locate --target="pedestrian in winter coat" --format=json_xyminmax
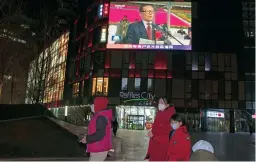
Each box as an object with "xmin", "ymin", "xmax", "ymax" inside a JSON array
[
  {"xmin": 145, "ymin": 97, "xmax": 176, "ymax": 161},
  {"xmin": 190, "ymin": 140, "xmax": 218, "ymax": 161},
  {"xmin": 112, "ymin": 120, "xmax": 118, "ymax": 137},
  {"xmin": 166, "ymin": 114, "xmax": 191, "ymax": 161},
  {"xmin": 80, "ymin": 97, "xmax": 112, "ymax": 161}
]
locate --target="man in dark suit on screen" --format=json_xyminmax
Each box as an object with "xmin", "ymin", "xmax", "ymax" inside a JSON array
[{"xmin": 124, "ymin": 4, "xmax": 163, "ymax": 44}]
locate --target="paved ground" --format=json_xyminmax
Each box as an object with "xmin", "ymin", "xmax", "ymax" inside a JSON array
[
  {"xmin": 0, "ymin": 117, "xmax": 119, "ymax": 160},
  {"xmin": 1, "ymin": 116, "xmax": 254, "ymax": 161},
  {"xmin": 116, "ymin": 129, "xmax": 255, "ymax": 161},
  {"xmin": 0, "ymin": 117, "xmax": 86, "ymax": 159},
  {"xmin": 49, "ymin": 117, "xmax": 122, "ymax": 157}
]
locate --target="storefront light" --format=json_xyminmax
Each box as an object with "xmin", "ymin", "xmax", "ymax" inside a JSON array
[
  {"xmin": 100, "ymin": 28, "xmax": 107, "ymax": 42},
  {"xmin": 64, "ymin": 106, "xmax": 68, "ymax": 116}
]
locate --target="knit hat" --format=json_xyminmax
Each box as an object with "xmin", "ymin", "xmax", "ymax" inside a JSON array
[{"xmin": 192, "ymin": 140, "xmax": 214, "ymax": 153}]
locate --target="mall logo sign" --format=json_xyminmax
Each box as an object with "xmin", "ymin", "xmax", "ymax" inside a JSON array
[{"xmin": 119, "ymin": 92, "xmax": 155, "ymax": 100}]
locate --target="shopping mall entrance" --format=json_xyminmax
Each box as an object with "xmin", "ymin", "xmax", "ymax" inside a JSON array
[{"xmin": 116, "ymin": 105, "xmax": 156, "ymax": 130}]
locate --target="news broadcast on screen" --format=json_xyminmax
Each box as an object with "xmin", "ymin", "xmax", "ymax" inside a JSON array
[{"xmin": 107, "ymin": 1, "xmax": 192, "ymax": 50}]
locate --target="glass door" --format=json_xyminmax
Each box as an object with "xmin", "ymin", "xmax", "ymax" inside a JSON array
[{"xmin": 127, "ymin": 115, "xmax": 145, "ymax": 130}]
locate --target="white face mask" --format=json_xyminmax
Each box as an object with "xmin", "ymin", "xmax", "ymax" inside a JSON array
[
  {"xmin": 158, "ymin": 104, "xmax": 166, "ymax": 111},
  {"xmin": 171, "ymin": 123, "xmax": 179, "ymax": 130},
  {"xmin": 90, "ymin": 104, "xmax": 94, "ymax": 113}
]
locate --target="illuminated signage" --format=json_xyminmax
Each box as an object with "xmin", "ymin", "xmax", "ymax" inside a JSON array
[
  {"xmin": 207, "ymin": 111, "xmax": 225, "ymax": 118},
  {"xmin": 103, "ymin": 3, "xmax": 109, "ymax": 17},
  {"xmin": 119, "ymin": 92, "xmax": 155, "ymax": 100},
  {"xmin": 252, "ymin": 114, "xmax": 256, "ymax": 119}
]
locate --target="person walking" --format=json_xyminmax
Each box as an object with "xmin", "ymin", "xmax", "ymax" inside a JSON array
[
  {"xmin": 190, "ymin": 140, "xmax": 218, "ymax": 161},
  {"xmin": 80, "ymin": 97, "xmax": 112, "ymax": 161},
  {"xmin": 145, "ymin": 97, "xmax": 176, "ymax": 161},
  {"xmin": 166, "ymin": 114, "xmax": 191, "ymax": 161},
  {"xmin": 112, "ymin": 120, "xmax": 118, "ymax": 137}
]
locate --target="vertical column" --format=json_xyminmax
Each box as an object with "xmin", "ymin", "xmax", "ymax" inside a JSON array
[
  {"xmin": 65, "ymin": 106, "xmax": 68, "ymax": 122},
  {"xmin": 200, "ymin": 109, "xmax": 207, "ymax": 132},
  {"xmin": 229, "ymin": 110, "xmax": 235, "ymax": 133}
]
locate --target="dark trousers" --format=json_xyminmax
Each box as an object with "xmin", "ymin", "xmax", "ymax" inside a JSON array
[{"xmin": 113, "ymin": 128, "xmax": 117, "ymax": 136}]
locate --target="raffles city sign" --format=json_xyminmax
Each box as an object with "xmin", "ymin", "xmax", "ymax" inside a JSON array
[{"xmin": 119, "ymin": 92, "xmax": 155, "ymax": 100}]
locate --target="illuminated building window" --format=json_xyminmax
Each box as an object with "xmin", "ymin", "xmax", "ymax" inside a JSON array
[
  {"xmin": 81, "ymin": 81, "xmax": 84, "ymax": 96},
  {"xmin": 98, "ymin": 4, "xmax": 103, "ymax": 17},
  {"xmin": 192, "ymin": 54, "xmax": 198, "ymax": 71},
  {"xmin": 103, "ymin": 3, "xmax": 109, "ymax": 17},
  {"xmin": 135, "ymin": 78, "xmax": 141, "ymax": 91},
  {"xmin": 100, "ymin": 27, "xmax": 107, "ymax": 42},
  {"xmin": 205, "ymin": 54, "xmax": 211, "ymax": 71},
  {"xmin": 73, "ymin": 83, "xmax": 80, "ymax": 97},
  {"xmin": 121, "ymin": 78, "xmax": 128, "ymax": 90},
  {"xmin": 148, "ymin": 79, "xmax": 153, "ymax": 91},
  {"xmin": 36, "ymin": 32, "xmax": 69, "ymax": 104},
  {"xmin": 92, "ymin": 77, "xmax": 109, "ymax": 96}
]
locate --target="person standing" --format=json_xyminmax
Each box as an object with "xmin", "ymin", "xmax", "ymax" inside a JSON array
[
  {"xmin": 125, "ymin": 4, "xmax": 164, "ymax": 44},
  {"xmin": 112, "ymin": 120, "xmax": 118, "ymax": 137},
  {"xmin": 145, "ymin": 97, "xmax": 176, "ymax": 161},
  {"xmin": 166, "ymin": 114, "xmax": 191, "ymax": 161},
  {"xmin": 116, "ymin": 15, "xmax": 129, "ymax": 43},
  {"xmin": 80, "ymin": 97, "xmax": 112, "ymax": 161}
]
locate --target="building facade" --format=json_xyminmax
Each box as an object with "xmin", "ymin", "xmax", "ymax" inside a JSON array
[
  {"xmin": 25, "ymin": 32, "xmax": 69, "ymax": 106},
  {"xmin": 49, "ymin": 0, "xmax": 245, "ymax": 132},
  {"xmin": 33, "ymin": 0, "xmax": 252, "ymax": 133},
  {"xmin": 234, "ymin": 1, "xmax": 255, "ymax": 132}
]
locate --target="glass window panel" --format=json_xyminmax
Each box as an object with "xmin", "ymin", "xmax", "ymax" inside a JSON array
[
  {"xmin": 121, "ymin": 78, "xmax": 128, "ymax": 90},
  {"xmin": 92, "ymin": 78, "xmax": 96, "ymax": 95},
  {"xmin": 225, "ymin": 81, "xmax": 231, "ymax": 94},
  {"xmin": 172, "ymin": 79, "xmax": 184, "ymax": 98},
  {"xmin": 205, "ymin": 80, "xmax": 211, "ymax": 99},
  {"xmin": 185, "ymin": 80, "xmax": 191, "ymax": 93},
  {"xmin": 198, "ymin": 55, "xmax": 204, "ymax": 65},
  {"xmin": 205, "ymin": 54, "xmax": 211, "ymax": 71},
  {"xmin": 135, "ymin": 78, "xmax": 141, "ymax": 91},
  {"xmin": 148, "ymin": 79, "xmax": 153, "ymax": 91},
  {"xmin": 199, "ymin": 80, "xmax": 205, "ymax": 94},
  {"xmin": 212, "ymin": 81, "xmax": 218, "ymax": 94},
  {"xmin": 192, "ymin": 54, "xmax": 198, "ymax": 71},
  {"xmin": 96, "ymin": 77, "xmax": 103, "ymax": 95},
  {"xmin": 245, "ymin": 81, "xmax": 252, "ymax": 100},
  {"xmin": 130, "ymin": 107, "xmax": 137, "ymax": 115},
  {"xmin": 186, "ymin": 52, "xmax": 191, "ymax": 65},
  {"xmin": 224, "ymin": 55, "xmax": 231, "ymax": 67},
  {"xmin": 212, "ymin": 53, "xmax": 217, "ymax": 65},
  {"xmin": 103, "ymin": 78, "xmax": 109, "ymax": 96}
]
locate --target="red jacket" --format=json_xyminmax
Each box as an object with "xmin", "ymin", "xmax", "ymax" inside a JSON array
[
  {"xmin": 87, "ymin": 109, "xmax": 112, "ymax": 152},
  {"xmin": 145, "ymin": 106, "xmax": 175, "ymax": 161},
  {"xmin": 166, "ymin": 126, "xmax": 191, "ymax": 161}
]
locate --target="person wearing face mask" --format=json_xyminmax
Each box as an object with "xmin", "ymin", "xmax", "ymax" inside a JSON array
[
  {"xmin": 166, "ymin": 114, "xmax": 191, "ymax": 161},
  {"xmin": 80, "ymin": 97, "xmax": 113, "ymax": 161},
  {"xmin": 145, "ymin": 97, "xmax": 176, "ymax": 161}
]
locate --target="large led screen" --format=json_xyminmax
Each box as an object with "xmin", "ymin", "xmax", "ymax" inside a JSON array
[{"xmin": 107, "ymin": 1, "xmax": 192, "ymax": 50}]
